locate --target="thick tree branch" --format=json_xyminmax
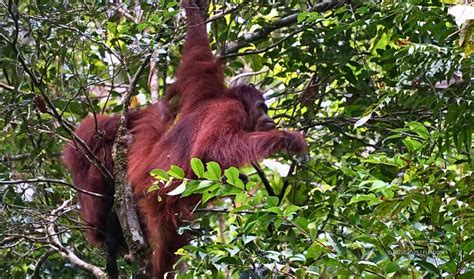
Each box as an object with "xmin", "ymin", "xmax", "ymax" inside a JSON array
[{"xmin": 111, "ymin": 53, "xmax": 152, "ymax": 275}]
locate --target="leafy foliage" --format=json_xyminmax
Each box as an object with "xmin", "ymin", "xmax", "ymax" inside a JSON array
[{"xmin": 0, "ymin": 0, "xmax": 472, "ymax": 277}]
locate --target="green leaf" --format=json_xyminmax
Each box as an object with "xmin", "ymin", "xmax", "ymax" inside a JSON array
[
  {"xmin": 297, "ymin": 12, "xmax": 308, "ymax": 23},
  {"xmin": 243, "ymin": 235, "xmax": 257, "ymax": 244},
  {"xmin": 168, "ymin": 165, "xmax": 185, "ymax": 179},
  {"xmin": 354, "ymin": 113, "xmax": 372, "ymax": 128},
  {"xmin": 181, "ymin": 180, "xmax": 200, "ymax": 197},
  {"xmin": 147, "ymin": 183, "xmax": 160, "ymax": 193},
  {"xmin": 232, "ymin": 205, "xmax": 253, "ymax": 213},
  {"xmin": 137, "ymin": 22, "xmax": 149, "ymax": 32},
  {"xmin": 298, "ymin": 11, "xmax": 323, "ymax": 23},
  {"xmin": 385, "ymin": 261, "xmax": 400, "ymax": 273},
  {"xmin": 266, "ymin": 196, "xmax": 279, "ymax": 207},
  {"xmin": 190, "ymin": 158, "xmax": 205, "ymax": 178},
  {"xmin": 284, "ymin": 205, "xmax": 301, "ymax": 216},
  {"xmin": 68, "ymin": 101, "xmax": 84, "ymax": 116},
  {"xmin": 220, "ymin": 184, "xmax": 241, "ymax": 195},
  {"xmin": 415, "ymin": 260, "xmax": 440, "ymax": 275},
  {"xmin": 383, "ymin": 134, "xmax": 402, "ymax": 141},
  {"xmin": 402, "ymin": 137, "xmax": 423, "ymax": 152},
  {"xmin": 197, "ymin": 180, "xmax": 215, "ymax": 190},
  {"xmin": 358, "ymin": 260, "xmax": 377, "ymax": 267},
  {"xmin": 406, "ymin": 121, "xmax": 430, "ymax": 139},
  {"xmin": 202, "ymin": 187, "xmax": 218, "ymax": 203},
  {"xmin": 150, "ymin": 169, "xmax": 169, "ymax": 181},
  {"xmin": 327, "ymin": 233, "xmax": 346, "ymax": 256},
  {"xmin": 215, "ymin": 256, "xmax": 239, "ymax": 265},
  {"xmin": 306, "ymin": 242, "xmax": 326, "ymax": 259},
  {"xmin": 243, "ymin": 213, "xmax": 263, "ymax": 232},
  {"xmin": 167, "ymin": 180, "xmax": 187, "ymax": 196},
  {"xmin": 381, "ymin": 189, "xmax": 394, "ymax": 199},
  {"xmin": 369, "ymin": 180, "xmax": 388, "ymax": 191},
  {"xmin": 274, "ymin": 217, "xmax": 284, "ymax": 229},
  {"xmin": 431, "ymin": 196, "xmax": 441, "ymax": 224},
  {"xmin": 266, "ymin": 207, "xmax": 283, "ymax": 215},
  {"xmin": 191, "ymin": 180, "xmax": 218, "ymax": 194},
  {"xmin": 203, "ymin": 161, "xmax": 221, "ymax": 181},
  {"xmin": 224, "ymin": 167, "xmax": 242, "ymax": 187},
  {"xmin": 348, "ymin": 194, "xmax": 380, "ymax": 206},
  {"xmin": 289, "ymin": 254, "xmax": 305, "ymax": 262},
  {"xmin": 234, "ymin": 193, "xmax": 248, "ymax": 204}
]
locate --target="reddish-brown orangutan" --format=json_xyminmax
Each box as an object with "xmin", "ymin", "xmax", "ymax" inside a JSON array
[
  {"xmin": 63, "ymin": 102, "xmax": 172, "ymax": 246},
  {"xmin": 64, "ymin": 0, "xmax": 307, "ymax": 277}
]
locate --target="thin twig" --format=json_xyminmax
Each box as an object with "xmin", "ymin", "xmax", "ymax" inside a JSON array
[
  {"xmin": 0, "ymin": 81, "xmax": 29, "ymax": 94},
  {"xmin": 0, "ymin": 178, "xmax": 112, "ymax": 199},
  {"xmin": 46, "ymin": 199, "xmax": 107, "ymax": 278},
  {"xmin": 222, "ymin": 28, "xmax": 304, "ymax": 59},
  {"xmin": 0, "ymin": 153, "xmax": 31, "ymax": 162},
  {"xmin": 277, "ymin": 162, "xmax": 296, "ymax": 205},
  {"xmin": 32, "ymin": 249, "xmax": 57, "ymax": 279},
  {"xmin": 252, "ymin": 162, "xmax": 276, "ymax": 197}
]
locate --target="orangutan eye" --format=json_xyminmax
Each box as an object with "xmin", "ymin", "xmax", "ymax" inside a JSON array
[{"xmin": 256, "ymin": 101, "xmax": 268, "ymax": 113}]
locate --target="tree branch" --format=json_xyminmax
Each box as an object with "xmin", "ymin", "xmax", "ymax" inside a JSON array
[
  {"xmin": 0, "ymin": 178, "xmax": 112, "ymax": 199},
  {"xmin": 223, "ymin": 0, "xmax": 350, "ymax": 55},
  {"xmin": 0, "ymin": 81, "xmax": 29, "ymax": 94},
  {"xmin": 32, "ymin": 249, "xmax": 57, "ymax": 279},
  {"xmin": 222, "ymin": 28, "xmax": 304, "ymax": 59},
  {"xmin": 111, "ymin": 53, "xmax": 152, "ymax": 275},
  {"xmin": 229, "ymin": 69, "xmax": 268, "ymax": 85},
  {"xmin": 0, "ymin": 153, "xmax": 31, "ymax": 162},
  {"xmin": 278, "ymin": 162, "xmax": 296, "ymax": 205},
  {"xmin": 46, "ymin": 199, "xmax": 107, "ymax": 278},
  {"xmin": 252, "ymin": 162, "xmax": 276, "ymax": 197}
]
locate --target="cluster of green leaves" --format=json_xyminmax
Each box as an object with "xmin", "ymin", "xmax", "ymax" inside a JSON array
[
  {"xmin": 153, "ymin": 143, "xmax": 471, "ymax": 278},
  {"xmin": 150, "ymin": 159, "xmax": 248, "ymax": 201},
  {"xmin": 149, "ymin": 159, "xmax": 312, "ymax": 277}
]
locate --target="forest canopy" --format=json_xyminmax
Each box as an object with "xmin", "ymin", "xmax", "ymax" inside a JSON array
[{"xmin": 0, "ymin": 0, "xmax": 472, "ymax": 278}]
